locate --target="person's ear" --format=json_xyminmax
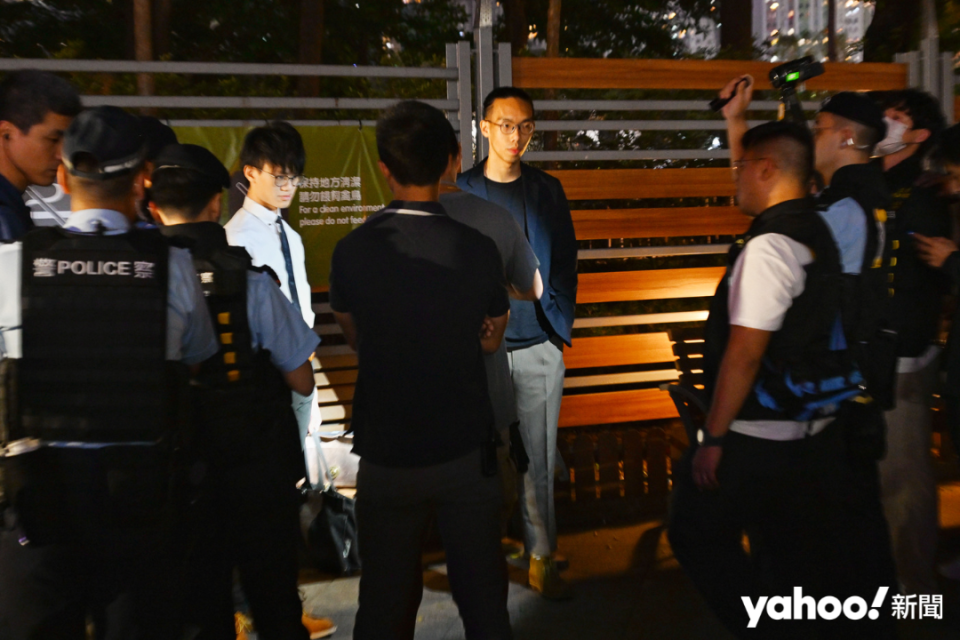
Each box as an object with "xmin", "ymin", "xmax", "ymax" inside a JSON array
[
  {"xmin": 204, "ymin": 192, "xmax": 222, "ymax": 223},
  {"xmin": 0, "ymin": 120, "xmax": 16, "ymax": 143},
  {"xmin": 377, "ymin": 160, "xmax": 392, "ymax": 182},
  {"xmin": 242, "ymin": 164, "xmax": 258, "ymax": 184},
  {"xmin": 57, "ymin": 164, "xmax": 70, "ymax": 194},
  {"xmin": 912, "ymin": 128, "xmax": 932, "ymax": 145},
  {"xmin": 479, "ymin": 118, "xmax": 491, "ymax": 140},
  {"xmin": 147, "ymin": 201, "xmax": 167, "ymax": 225}
]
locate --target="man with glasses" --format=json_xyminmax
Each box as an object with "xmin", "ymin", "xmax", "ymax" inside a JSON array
[
  {"xmin": 225, "ymin": 124, "xmax": 323, "ymax": 454},
  {"xmin": 669, "ymin": 120, "xmax": 898, "ymax": 639},
  {"xmin": 457, "ymin": 87, "xmax": 578, "ymax": 600}
]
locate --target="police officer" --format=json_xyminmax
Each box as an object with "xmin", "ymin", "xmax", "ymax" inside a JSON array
[
  {"xmin": 669, "ymin": 120, "xmax": 898, "ymax": 640},
  {"xmin": 147, "ymin": 144, "xmax": 334, "ymax": 639},
  {"xmin": 0, "ymin": 107, "xmax": 218, "ymax": 638}
]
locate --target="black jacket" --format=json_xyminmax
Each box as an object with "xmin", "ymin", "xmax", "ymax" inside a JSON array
[{"xmin": 457, "ymin": 160, "xmax": 578, "ymax": 346}]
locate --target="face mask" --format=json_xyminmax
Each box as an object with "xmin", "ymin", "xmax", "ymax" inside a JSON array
[{"xmin": 874, "ymin": 117, "xmax": 909, "ymax": 156}]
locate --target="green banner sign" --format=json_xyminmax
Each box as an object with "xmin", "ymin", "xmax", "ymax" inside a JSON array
[{"xmin": 174, "ymin": 125, "xmax": 391, "ymax": 290}]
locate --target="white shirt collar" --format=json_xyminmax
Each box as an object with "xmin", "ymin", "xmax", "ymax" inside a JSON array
[
  {"xmin": 242, "ymin": 196, "xmax": 281, "ymax": 226},
  {"xmin": 64, "ymin": 209, "xmax": 131, "ymax": 235}
]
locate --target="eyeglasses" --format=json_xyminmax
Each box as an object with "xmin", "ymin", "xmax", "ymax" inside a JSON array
[
  {"xmin": 257, "ymin": 169, "xmax": 305, "ymax": 188},
  {"xmin": 484, "ymin": 120, "xmax": 536, "ymax": 136},
  {"xmin": 731, "ymin": 157, "xmax": 769, "ymax": 170}
]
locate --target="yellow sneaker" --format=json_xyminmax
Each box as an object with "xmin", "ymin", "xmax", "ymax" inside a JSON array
[
  {"xmin": 235, "ymin": 611, "xmax": 254, "ymax": 640},
  {"xmin": 302, "ymin": 612, "xmax": 337, "ymax": 638},
  {"xmin": 529, "ymin": 554, "xmax": 574, "ymax": 600}
]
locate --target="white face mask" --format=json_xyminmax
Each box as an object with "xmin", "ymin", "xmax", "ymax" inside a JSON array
[{"xmin": 875, "ymin": 117, "xmax": 909, "ymax": 156}]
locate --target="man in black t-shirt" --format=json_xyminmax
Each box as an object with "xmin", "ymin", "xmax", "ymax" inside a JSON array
[{"xmin": 330, "ymin": 101, "xmax": 513, "ymax": 640}]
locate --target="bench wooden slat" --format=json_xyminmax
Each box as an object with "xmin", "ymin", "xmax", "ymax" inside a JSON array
[
  {"xmin": 315, "ymin": 386, "xmax": 355, "ymax": 404},
  {"xmin": 315, "ymin": 353, "xmax": 358, "ymax": 370},
  {"xmin": 315, "ymin": 369, "xmax": 358, "ymax": 387},
  {"xmin": 319, "ymin": 404, "xmax": 352, "ymax": 422},
  {"xmin": 559, "ymin": 388, "xmax": 678, "ymax": 427},
  {"xmin": 578, "ymin": 267, "xmax": 724, "ymax": 303},
  {"xmin": 572, "ymin": 206, "xmax": 749, "ymax": 240},
  {"xmin": 565, "ymin": 333, "xmax": 675, "ymax": 369},
  {"xmin": 549, "ymin": 168, "xmax": 735, "ymax": 201},
  {"xmin": 563, "ymin": 369, "xmax": 679, "ymax": 388},
  {"xmin": 513, "ymin": 58, "xmax": 907, "ymax": 91}
]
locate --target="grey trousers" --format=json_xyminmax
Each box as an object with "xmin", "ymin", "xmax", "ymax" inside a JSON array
[
  {"xmin": 353, "ymin": 448, "xmax": 512, "ymax": 640},
  {"xmin": 508, "ymin": 340, "xmax": 565, "ymax": 557},
  {"xmin": 879, "ymin": 356, "xmax": 941, "ymax": 594}
]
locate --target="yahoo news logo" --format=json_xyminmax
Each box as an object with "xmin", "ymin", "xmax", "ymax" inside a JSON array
[{"xmin": 742, "ymin": 586, "xmax": 889, "ymax": 628}]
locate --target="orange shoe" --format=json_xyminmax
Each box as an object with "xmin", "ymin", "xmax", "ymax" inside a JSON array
[
  {"xmin": 302, "ymin": 612, "xmax": 337, "ymax": 638},
  {"xmin": 235, "ymin": 611, "xmax": 254, "ymax": 640}
]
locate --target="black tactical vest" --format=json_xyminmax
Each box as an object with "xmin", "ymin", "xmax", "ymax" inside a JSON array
[
  {"xmin": 160, "ymin": 223, "xmax": 303, "ymax": 475},
  {"xmin": 15, "ymin": 226, "xmax": 171, "ymax": 444},
  {"xmin": 817, "ymin": 162, "xmax": 898, "ymax": 407},
  {"xmin": 704, "ymin": 198, "xmax": 862, "ymax": 422}
]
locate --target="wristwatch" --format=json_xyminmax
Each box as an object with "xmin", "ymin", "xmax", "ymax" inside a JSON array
[{"xmin": 697, "ymin": 428, "xmax": 725, "ymax": 447}]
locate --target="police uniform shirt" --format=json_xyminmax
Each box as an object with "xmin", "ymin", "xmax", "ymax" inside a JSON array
[
  {"xmin": 0, "ymin": 208, "xmax": 218, "ymax": 364},
  {"xmin": 0, "ymin": 172, "xmax": 33, "ymax": 241},
  {"xmin": 726, "ymin": 232, "xmax": 835, "ymax": 440},
  {"xmin": 244, "ymin": 268, "xmax": 320, "ymax": 372},
  {"xmin": 225, "ymin": 196, "xmax": 315, "ymax": 329}
]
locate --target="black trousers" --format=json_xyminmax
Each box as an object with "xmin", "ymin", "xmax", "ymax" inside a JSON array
[
  {"xmin": 668, "ymin": 422, "xmax": 899, "ymax": 640},
  {"xmin": 183, "ymin": 460, "xmax": 308, "ymax": 640},
  {"xmin": 0, "ymin": 447, "xmax": 182, "ymax": 640},
  {"xmin": 353, "ymin": 447, "xmax": 512, "ymax": 640}
]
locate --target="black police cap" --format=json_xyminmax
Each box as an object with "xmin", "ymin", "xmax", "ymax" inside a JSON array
[
  {"xmin": 139, "ymin": 116, "xmax": 179, "ymax": 161},
  {"xmin": 152, "ymin": 143, "xmax": 230, "ymax": 189},
  {"xmin": 63, "ymin": 106, "xmax": 146, "ymax": 180},
  {"xmin": 819, "ymin": 92, "xmax": 887, "ymax": 140}
]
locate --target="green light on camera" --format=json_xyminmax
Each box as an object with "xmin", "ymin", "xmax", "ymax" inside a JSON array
[{"xmin": 786, "ymin": 71, "xmax": 801, "ymax": 82}]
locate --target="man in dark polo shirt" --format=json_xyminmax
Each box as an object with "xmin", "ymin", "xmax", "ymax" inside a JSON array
[
  {"xmin": 0, "ymin": 70, "xmax": 81, "ymax": 240},
  {"xmin": 330, "ymin": 100, "xmax": 513, "ymax": 640}
]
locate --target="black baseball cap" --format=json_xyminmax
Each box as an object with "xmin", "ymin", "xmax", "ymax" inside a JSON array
[
  {"xmin": 819, "ymin": 92, "xmax": 887, "ymax": 140},
  {"xmin": 139, "ymin": 116, "xmax": 179, "ymax": 161},
  {"xmin": 63, "ymin": 106, "xmax": 146, "ymax": 180},
  {"xmin": 152, "ymin": 143, "xmax": 230, "ymax": 189}
]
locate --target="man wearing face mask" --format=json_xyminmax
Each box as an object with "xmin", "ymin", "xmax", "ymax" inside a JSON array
[{"xmin": 870, "ymin": 89, "xmax": 949, "ymax": 596}]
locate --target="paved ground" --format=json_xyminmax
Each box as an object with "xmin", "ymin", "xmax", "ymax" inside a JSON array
[{"xmin": 292, "ymin": 483, "xmax": 960, "ymax": 640}]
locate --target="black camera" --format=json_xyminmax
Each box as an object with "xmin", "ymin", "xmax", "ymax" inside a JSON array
[
  {"xmin": 769, "ymin": 56, "xmax": 825, "ymax": 91},
  {"xmin": 770, "ymin": 56, "xmax": 825, "ymax": 123}
]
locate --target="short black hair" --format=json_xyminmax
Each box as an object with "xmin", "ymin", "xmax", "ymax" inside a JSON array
[
  {"xmin": 878, "ymin": 89, "xmax": 946, "ymax": 154},
  {"xmin": 150, "ymin": 168, "xmax": 223, "ymax": 220},
  {"xmin": 482, "ymin": 87, "xmax": 535, "ymax": 119},
  {"xmin": 0, "ymin": 70, "xmax": 82, "ymax": 133},
  {"xmin": 935, "ymin": 123, "xmax": 960, "ymax": 166},
  {"xmin": 376, "ymin": 101, "xmax": 451, "ymax": 186},
  {"xmin": 741, "ymin": 120, "xmax": 815, "ymax": 186},
  {"xmin": 239, "ymin": 121, "xmax": 305, "ymax": 175}
]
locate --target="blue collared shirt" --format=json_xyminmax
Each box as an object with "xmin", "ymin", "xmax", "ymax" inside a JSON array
[
  {"xmin": 245, "ymin": 269, "xmax": 320, "ymax": 372},
  {"xmin": 0, "ymin": 209, "xmax": 218, "ymax": 365},
  {"xmin": 0, "ymin": 173, "xmax": 32, "ymax": 241}
]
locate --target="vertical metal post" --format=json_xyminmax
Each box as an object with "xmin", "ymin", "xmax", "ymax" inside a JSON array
[
  {"xmin": 497, "ymin": 42, "xmax": 513, "ymax": 88},
  {"xmin": 895, "ymin": 51, "xmax": 921, "ymax": 88},
  {"xmin": 133, "ymin": 0, "xmax": 155, "ymax": 103},
  {"xmin": 445, "ymin": 43, "xmax": 459, "ymax": 130},
  {"xmin": 474, "ymin": 0, "xmax": 495, "ymax": 163},
  {"xmin": 942, "ymin": 52, "xmax": 955, "ymax": 126},
  {"xmin": 457, "ymin": 40, "xmax": 474, "ymax": 171},
  {"xmin": 921, "ymin": 38, "xmax": 939, "ymax": 96}
]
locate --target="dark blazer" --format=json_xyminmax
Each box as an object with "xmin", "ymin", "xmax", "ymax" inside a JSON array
[{"xmin": 457, "ymin": 159, "xmax": 578, "ymax": 346}]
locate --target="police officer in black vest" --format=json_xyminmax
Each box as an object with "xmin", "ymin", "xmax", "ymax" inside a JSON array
[
  {"xmin": 0, "ymin": 108, "xmax": 218, "ymax": 638},
  {"xmin": 147, "ymin": 144, "xmax": 329, "ymax": 639},
  {"xmin": 668, "ymin": 121, "xmax": 898, "ymax": 639}
]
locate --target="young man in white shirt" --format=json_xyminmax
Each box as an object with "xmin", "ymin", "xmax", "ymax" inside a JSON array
[
  {"xmin": 668, "ymin": 121, "xmax": 898, "ymax": 639},
  {"xmin": 225, "ymin": 122, "xmax": 320, "ymax": 446}
]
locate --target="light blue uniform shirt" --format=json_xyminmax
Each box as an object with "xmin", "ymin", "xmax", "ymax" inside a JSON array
[
  {"xmin": 245, "ymin": 268, "xmax": 320, "ymax": 372},
  {"xmin": 818, "ymin": 197, "xmax": 868, "ymax": 275},
  {"xmin": 0, "ymin": 209, "xmax": 218, "ymax": 365}
]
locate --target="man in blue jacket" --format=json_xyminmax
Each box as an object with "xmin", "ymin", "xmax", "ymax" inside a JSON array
[{"xmin": 457, "ymin": 86, "xmax": 578, "ymax": 599}]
